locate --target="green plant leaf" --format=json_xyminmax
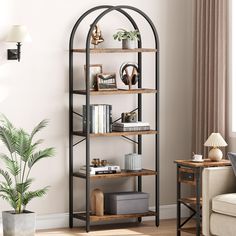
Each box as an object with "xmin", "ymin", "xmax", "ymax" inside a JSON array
[
  {"xmin": 22, "ymin": 187, "xmax": 49, "ymax": 206},
  {"xmin": 0, "ymin": 126, "xmax": 16, "ymax": 154},
  {"xmin": 0, "ymin": 154, "xmax": 21, "ymax": 177},
  {"xmin": 28, "ymin": 148, "xmax": 55, "ymax": 169},
  {"xmin": 0, "ymin": 169, "xmax": 13, "ymax": 187},
  {"xmin": 30, "ymin": 120, "xmax": 48, "ymax": 141},
  {"xmin": 16, "ymin": 178, "xmax": 33, "ymax": 194},
  {"xmin": 0, "ymin": 114, "xmax": 14, "ymax": 130}
]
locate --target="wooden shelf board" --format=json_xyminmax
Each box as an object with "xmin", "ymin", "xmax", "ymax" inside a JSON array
[
  {"xmin": 73, "ymin": 130, "xmax": 158, "ymax": 137},
  {"xmin": 179, "ymin": 197, "xmax": 202, "ymax": 205},
  {"xmin": 73, "ymin": 88, "xmax": 157, "ymax": 95},
  {"xmin": 72, "ymin": 48, "xmax": 158, "ymax": 53},
  {"xmin": 179, "ymin": 227, "xmax": 202, "ymax": 235},
  {"xmin": 175, "ymin": 159, "xmax": 231, "ymax": 167},
  {"xmin": 73, "ymin": 210, "xmax": 156, "ymax": 222},
  {"xmin": 73, "ymin": 169, "xmax": 157, "ymax": 179}
]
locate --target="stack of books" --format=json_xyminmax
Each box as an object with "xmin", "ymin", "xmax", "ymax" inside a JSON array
[
  {"xmin": 83, "ymin": 104, "xmax": 112, "ymax": 133},
  {"xmin": 79, "ymin": 165, "xmax": 121, "ymax": 175},
  {"xmin": 112, "ymin": 122, "xmax": 150, "ymax": 132}
]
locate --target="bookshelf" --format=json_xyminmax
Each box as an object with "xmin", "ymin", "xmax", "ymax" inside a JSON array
[{"xmin": 69, "ymin": 5, "xmax": 159, "ymax": 232}]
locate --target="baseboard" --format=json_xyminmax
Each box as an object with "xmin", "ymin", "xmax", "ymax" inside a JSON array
[{"xmin": 0, "ymin": 204, "xmax": 189, "ymax": 230}]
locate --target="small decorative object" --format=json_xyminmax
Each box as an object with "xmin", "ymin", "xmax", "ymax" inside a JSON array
[
  {"xmin": 91, "ymin": 158, "xmax": 108, "ymax": 167},
  {"xmin": 0, "ymin": 115, "xmax": 55, "ymax": 236},
  {"xmin": 204, "ymin": 133, "xmax": 228, "ymax": 161},
  {"xmin": 113, "ymin": 28, "xmax": 140, "ymax": 49},
  {"xmin": 192, "ymin": 153, "xmax": 203, "ymax": 162},
  {"xmin": 84, "ymin": 64, "xmax": 102, "ymax": 90},
  {"xmin": 121, "ymin": 111, "xmax": 137, "ymax": 123},
  {"xmin": 91, "ymin": 24, "xmax": 104, "ymax": 47},
  {"xmin": 91, "ymin": 188, "xmax": 104, "ymax": 216},
  {"xmin": 96, "ymin": 73, "xmax": 117, "ymax": 91},
  {"xmin": 124, "ymin": 153, "xmax": 142, "ymax": 172},
  {"xmin": 119, "ymin": 62, "xmax": 139, "ymax": 90}
]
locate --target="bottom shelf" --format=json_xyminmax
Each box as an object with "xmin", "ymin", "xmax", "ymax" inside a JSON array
[
  {"xmin": 179, "ymin": 227, "xmax": 202, "ymax": 235},
  {"xmin": 73, "ymin": 210, "xmax": 156, "ymax": 222}
]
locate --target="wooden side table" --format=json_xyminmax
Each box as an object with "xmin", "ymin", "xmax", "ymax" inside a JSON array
[{"xmin": 174, "ymin": 159, "xmax": 231, "ymax": 236}]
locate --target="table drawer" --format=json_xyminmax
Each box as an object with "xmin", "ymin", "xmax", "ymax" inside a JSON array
[{"xmin": 178, "ymin": 168, "xmax": 196, "ymax": 185}]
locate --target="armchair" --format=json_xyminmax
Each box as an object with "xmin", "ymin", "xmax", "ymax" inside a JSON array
[{"xmin": 202, "ymin": 166, "xmax": 236, "ymax": 236}]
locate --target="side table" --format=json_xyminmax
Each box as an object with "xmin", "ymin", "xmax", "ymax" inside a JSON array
[{"xmin": 174, "ymin": 159, "xmax": 231, "ymax": 236}]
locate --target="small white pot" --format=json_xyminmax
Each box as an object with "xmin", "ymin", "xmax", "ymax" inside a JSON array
[
  {"xmin": 2, "ymin": 210, "xmax": 36, "ymax": 236},
  {"xmin": 122, "ymin": 39, "xmax": 136, "ymax": 49}
]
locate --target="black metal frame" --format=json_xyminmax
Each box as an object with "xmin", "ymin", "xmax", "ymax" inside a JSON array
[
  {"xmin": 176, "ymin": 164, "xmax": 202, "ymax": 236},
  {"xmin": 69, "ymin": 5, "xmax": 159, "ymax": 232}
]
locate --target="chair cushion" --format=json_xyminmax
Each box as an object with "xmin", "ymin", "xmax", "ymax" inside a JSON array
[{"xmin": 212, "ymin": 193, "xmax": 236, "ymax": 217}]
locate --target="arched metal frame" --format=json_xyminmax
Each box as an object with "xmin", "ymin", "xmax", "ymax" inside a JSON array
[{"xmin": 69, "ymin": 5, "xmax": 159, "ymax": 232}]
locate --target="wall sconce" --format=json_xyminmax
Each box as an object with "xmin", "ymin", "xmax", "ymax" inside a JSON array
[{"xmin": 6, "ymin": 25, "xmax": 31, "ymax": 62}]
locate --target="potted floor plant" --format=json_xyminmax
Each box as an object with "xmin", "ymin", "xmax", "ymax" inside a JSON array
[
  {"xmin": 0, "ymin": 115, "xmax": 55, "ymax": 236},
  {"xmin": 113, "ymin": 28, "xmax": 140, "ymax": 49}
]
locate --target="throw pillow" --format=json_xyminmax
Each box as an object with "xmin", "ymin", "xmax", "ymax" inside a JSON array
[{"xmin": 228, "ymin": 152, "xmax": 236, "ymax": 176}]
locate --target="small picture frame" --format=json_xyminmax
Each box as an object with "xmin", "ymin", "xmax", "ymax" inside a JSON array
[
  {"xmin": 96, "ymin": 73, "xmax": 117, "ymax": 91},
  {"xmin": 84, "ymin": 64, "xmax": 103, "ymax": 90}
]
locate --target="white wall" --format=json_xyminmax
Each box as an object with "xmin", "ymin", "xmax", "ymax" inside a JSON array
[{"xmin": 0, "ymin": 0, "xmax": 193, "ymax": 216}]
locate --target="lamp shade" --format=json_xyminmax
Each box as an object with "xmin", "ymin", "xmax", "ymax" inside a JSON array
[
  {"xmin": 6, "ymin": 25, "xmax": 31, "ymax": 43},
  {"xmin": 204, "ymin": 133, "xmax": 228, "ymax": 147}
]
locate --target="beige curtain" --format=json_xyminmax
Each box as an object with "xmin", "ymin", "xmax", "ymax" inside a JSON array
[{"xmin": 192, "ymin": 0, "xmax": 228, "ymax": 157}]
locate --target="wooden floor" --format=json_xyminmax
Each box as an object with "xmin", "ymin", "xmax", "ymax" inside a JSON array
[{"xmin": 36, "ymin": 220, "xmax": 192, "ymax": 236}]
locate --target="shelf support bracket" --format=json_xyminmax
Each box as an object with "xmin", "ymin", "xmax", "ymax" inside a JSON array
[
  {"xmin": 73, "ymin": 138, "xmax": 86, "ymax": 146},
  {"xmin": 121, "ymin": 135, "xmax": 138, "ymax": 144},
  {"xmin": 73, "ymin": 111, "xmax": 83, "ymax": 118}
]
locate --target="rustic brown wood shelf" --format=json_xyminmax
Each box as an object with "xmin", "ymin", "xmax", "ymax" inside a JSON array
[
  {"xmin": 179, "ymin": 197, "xmax": 202, "ymax": 205},
  {"xmin": 179, "ymin": 227, "xmax": 202, "ymax": 235},
  {"xmin": 73, "ymin": 210, "xmax": 156, "ymax": 222},
  {"xmin": 73, "ymin": 88, "xmax": 157, "ymax": 95},
  {"xmin": 74, "ymin": 169, "xmax": 157, "ymax": 179},
  {"xmin": 72, "ymin": 48, "xmax": 158, "ymax": 53},
  {"xmin": 73, "ymin": 130, "xmax": 158, "ymax": 137}
]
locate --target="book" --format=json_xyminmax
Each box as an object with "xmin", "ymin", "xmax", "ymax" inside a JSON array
[
  {"xmin": 112, "ymin": 122, "xmax": 150, "ymax": 127},
  {"xmin": 112, "ymin": 126, "xmax": 150, "ymax": 132},
  {"xmin": 79, "ymin": 165, "xmax": 121, "ymax": 175},
  {"xmin": 83, "ymin": 104, "xmax": 112, "ymax": 134}
]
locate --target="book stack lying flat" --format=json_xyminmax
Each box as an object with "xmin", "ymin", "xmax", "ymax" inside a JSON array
[
  {"xmin": 83, "ymin": 104, "xmax": 112, "ymax": 133},
  {"xmin": 79, "ymin": 165, "xmax": 121, "ymax": 175},
  {"xmin": 112, "ymin": 122, "xmax": 150, "ymax": 132}
]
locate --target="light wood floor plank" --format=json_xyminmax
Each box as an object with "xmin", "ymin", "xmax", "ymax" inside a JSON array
[{"xmin": 36, "ymin": 220, "xmax": 192, "ymax": 236}]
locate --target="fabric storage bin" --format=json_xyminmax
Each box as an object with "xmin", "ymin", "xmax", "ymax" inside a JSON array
[{"xmin": 104, "ymin": 191, "xmax": 149, "ymax": 214}]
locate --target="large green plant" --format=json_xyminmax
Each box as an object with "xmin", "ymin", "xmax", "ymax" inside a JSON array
[{"xmin": 0, "ymin": 115, "xmax": 55, "ymax": 214}]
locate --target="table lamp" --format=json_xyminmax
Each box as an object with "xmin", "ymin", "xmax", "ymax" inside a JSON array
[{"xmin": 204, "ymin": 133, "xmax": 228, "ymax": 161}]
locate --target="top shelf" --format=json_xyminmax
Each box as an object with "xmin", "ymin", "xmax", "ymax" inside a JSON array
[{"xmin": 72, "ymin": 48, "xmax": 158, "ymax": 54}]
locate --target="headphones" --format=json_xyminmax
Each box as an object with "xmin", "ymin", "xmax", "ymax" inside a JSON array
[{"xmin": 119, "ymin": 62, "xmax": 139, "ymax": 88}]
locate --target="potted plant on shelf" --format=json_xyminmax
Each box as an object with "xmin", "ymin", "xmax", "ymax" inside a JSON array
[
  {"xmin": 113, "ymin": 28, "xmax": 140, "ymax": 49},
  {"xmin": 0, "ymin": 115, "xmax": 55, "ymax": 236}
]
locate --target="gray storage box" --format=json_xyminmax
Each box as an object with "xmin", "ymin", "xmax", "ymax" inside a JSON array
[{"xmin": 104, "ymin": 191, "xmax": 149, "ymax": 215}]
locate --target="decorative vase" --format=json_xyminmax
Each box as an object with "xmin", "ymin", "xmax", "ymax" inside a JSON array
[
  {"xmin": 122, "ymin": 39, "xmax": 135, "ymax": 49},
  {"xmin": 125, "ymin": 153, "xmax": 142, "ymax": 171},
  {"xmin": 90, "ymin": 188, "xmax": 104, "ymax": 216},
  {"xmin": 2, "ymin": 211, "xmax": 35, "ymax": 236}
]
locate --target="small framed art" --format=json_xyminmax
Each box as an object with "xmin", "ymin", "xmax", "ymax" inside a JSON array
[
  {"xmin": 96, "ymin": 73, "xmax": 117, "ymax": 91},
  {"xmin": 84, "ymin": 64, "xmax": 103, "ymax": 90}
]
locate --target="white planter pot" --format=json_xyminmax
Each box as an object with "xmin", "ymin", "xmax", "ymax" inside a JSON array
[
  {"xmin": 2, "ymin": 211, "xmax": 35, "ymax": 236},
  {"xmin": 122, "ymin": 39, "xmax": 136, "ymax": 49}
]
